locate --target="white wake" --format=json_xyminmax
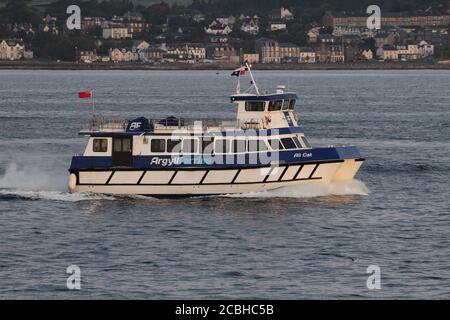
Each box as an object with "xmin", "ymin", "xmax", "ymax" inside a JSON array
[
  {"xmin": 0, "ymin": 163, "xmax": 115, "ymax": 202},
  {"xmin": 224, "ymin": 179, "xmax": 369, "ymax": 198}
]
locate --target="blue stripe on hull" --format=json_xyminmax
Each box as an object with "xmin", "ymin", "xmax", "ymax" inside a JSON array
[{"xmin": 69, "ymin": 146, "xmax": 362, "ymax": 171}]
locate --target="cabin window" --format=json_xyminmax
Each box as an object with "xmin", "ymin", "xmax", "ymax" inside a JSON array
[
  {"xmin": 248, "ymin": 139, "xmax": 268, "ymax": 152},
  {"xmin": 93, "ymin": 139, "xmax": 108, "ymax": 152},
  {"xmin": 214, "ymin": 139, "xmax": 230, "ymax": 154},
  {"xmin": 182, "ymin": 139, "xmax": 198, "ymax": 154},
  {"xmin": 282, "ymin": 100, "xmax": 290, "ymax": 110},
  {"xmin": 269, "ymin": 100, "xmax": 283, "ymax": 111},
  {"xmin": 167, "ymin": 139, "xmax": 181, "ymax": 153},
  {"xmin": 151, "ymin": 139, "xmax": 166, "ymax": 153},
  {"xmin": 232, "ymin": 139, "xmax": 246, "ymax": 153},
  {"xmin": 268, "ymin": 100, "xmax": 283, "ymax": 111},
  {"xmin": 292, "ymin": 136, "xmax": 302, "ymax": 149},
  {"xmin": 301, "ymin": 136, "xmax": 312, "ymax": 148},
  {"xmin": 245, "ymin": 101, "xmax": 265, "ymax": 112},
  {"xmin": 201, "ymin": 138, "xmax": 214, "ymax": 154},
  {"xmin": 281, "ymin": 138, "xmax": 297, "ymax": 150},
  {"xmin": 269, "ymin": 139, "xmax": 284, "ymax": 150},
  {"xmin": 289, "ymin": 99, "xmax": 296, "ymax": 110}
]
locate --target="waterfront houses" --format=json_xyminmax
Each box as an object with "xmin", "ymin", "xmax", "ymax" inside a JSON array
[
  {"xmin": 109, "ymin": 48, "xmax": 139, "ymax": 62},
  {"xmin": 167, "ymin": 44, "xmax": 206, "ymax": 61},
  {"xmin": 79, "ymin": 50, "xmax": 98, "ymax": 63},
  {"xmin": 279, "ymin": 43, "xmax": 300, "ymax": 63},
  {"xmin": 256, "ymin": 38, "xmax": 280, "ymax": 63},
  {"xmin": 299, "ymin": 47, "xmax": 316, "ymax": 63},
  {"xmin": 1, "ymin": 2, "xmax": 447, "ymax": 66},
  {"xmin": 0, "ymin": 39, "xmax": 25, "ymax": 60}
]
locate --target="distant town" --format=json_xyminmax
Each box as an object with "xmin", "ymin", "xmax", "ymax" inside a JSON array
[{"xmin": 1, "ymin": 0, "xmax": 450, "ymax": 68}]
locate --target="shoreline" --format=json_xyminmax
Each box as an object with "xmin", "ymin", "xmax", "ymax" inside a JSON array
[{"xmin": 1, "ymin": 61, "xmax": 450, "ymax": 71}]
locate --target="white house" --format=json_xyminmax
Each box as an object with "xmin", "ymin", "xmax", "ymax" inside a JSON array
[
  {"xmin": 418, "ymin": 41, "xmax": 434, "ymax": 58},
  {"xmin": 102, "ymin": 23, "xmax": 132, "ymax": 39},
  {"xmin": 205, "ymin": 21, "xmax": 233, "ymax": 35},
  {"xmin": 269, "ymin": 22, "xmax": 287, "ymax": 32},
  {"xmin": 0, "ymin": 40, "xmax": 25, "ymax": 60},
  {"xmin": 240, "ymin": 18, "xmax": 259, "ymax": 35},
  {"xmin": 361, "ymin": 49, "xmax": 374, "ymax": 60}
]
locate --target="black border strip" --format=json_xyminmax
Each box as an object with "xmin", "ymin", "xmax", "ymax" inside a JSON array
[
  {"xmin": 293, "ymin": 165, "xmax": 304, "ymax": 180},
  {"xmin": 78, "ymin": 177, "xmax": 323, "ymax": 187},
  {"xmin": 168, "ymin": 171, "xmax": 178, "ymax": 184},
  {"xmin": 105, "ymin": 171, "xmax": 115, "ymax": 185},
  {"xmin": 199, "ymin": 170, "xmax": 209, "ymax": 185},
  {"xmin": 278, "ymin": 166, "xmax": 290, "ymax": 182},
  {"xmin": 137, "ymin": 171, "xmax": 147, "ymax": 185},
  {"xmin": 309, "ymin": 164, "xmax": 320, "ymax": 179},
  {"xmin": 231, "ymin": 169, "xmax": 242, "ymax": 184},
  {"xmin": 263, "ymin": 167, "xmax": 275, "ymax": 183}
]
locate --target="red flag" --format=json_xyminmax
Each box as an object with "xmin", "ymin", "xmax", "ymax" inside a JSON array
[
  {"xmin": 78, "ymin": 91, "xmax": 92, "ymax": 99},
  {"xmin": 231, "ymin": 67, "xmax": 246, "ymax": 77}
]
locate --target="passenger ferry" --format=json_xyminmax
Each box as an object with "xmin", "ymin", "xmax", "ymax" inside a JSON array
[{"xmin": 68, "ymin": 64, "xmax": 365, "ymax": 197}]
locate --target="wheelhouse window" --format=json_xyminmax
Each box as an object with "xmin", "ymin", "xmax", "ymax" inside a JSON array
[
  {"xmin": 301, "ymin": 136, "xmax": 312, "ymax": 148},
  {"xmin": 167, "ymin": 139, "xmax": 181, "ymax": 153},
  {"xmin": 201, "ymin": 137, "xmax": 214, "ymax": 155},
  {"xmin": 289, "ymin": 99, "xmax": 296, "ymax": 110},
  {"xmin": 269, "ymin": 139, "xmax": 284, "ymax": 151},
  {"xmin": 245, "ymin": 101, "xmax": 265, "ymax": 112},
  {"xmin": 268, "ymin": 100, "xmax": 283, "ymax": 111},
  {"xmin": 182, "ymin": 139, "xmax": 198, "ymax": 154},
  {"xmin": 93, "ymin": 139, "xmax": 108, "ymax": 152},
  {"xmin": 282, "ymin": 100, "xmax": 290, "ymax": 110},
  {"xmin": 151, "ymin": 139, "xmax": 166, "ymax": 153},
  {"xmin": 292, "ymin": 136, "xmax": 302, "ymax": 149},
  {"xmin": 214, "ymin": 139, "xmax": 230, "ymax": 154},
  {"xmin": 281, "ymin": 138, "xmax": 297, "ymax": 150}
]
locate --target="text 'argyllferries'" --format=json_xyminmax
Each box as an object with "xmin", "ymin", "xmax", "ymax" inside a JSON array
[{"xmin": 68, "ymin": 64, "xmax": 365, "ymax": 197}]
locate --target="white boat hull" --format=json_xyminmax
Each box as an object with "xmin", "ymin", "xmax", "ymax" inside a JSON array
[{"xmin": 69, "ymin": 159, "xmax": 364, "ymax": 197}]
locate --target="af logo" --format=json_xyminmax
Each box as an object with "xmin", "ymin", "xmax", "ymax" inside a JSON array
[{"xmin": 129, "ymin": 122, "xmax": 142, "ymax": 131}]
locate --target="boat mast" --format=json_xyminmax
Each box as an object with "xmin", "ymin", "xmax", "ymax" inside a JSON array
[{"xmin": 245, "ymin": 62, "xmax": 260, "ymax": 95}]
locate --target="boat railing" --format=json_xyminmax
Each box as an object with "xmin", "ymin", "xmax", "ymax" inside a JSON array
[{"xmin": 88, "ymin": 117, "xmax": 266, "ymax": 131}]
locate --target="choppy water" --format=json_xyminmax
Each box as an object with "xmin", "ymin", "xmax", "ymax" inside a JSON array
[{"xmin": 0, "ymin": 70, "xmax": 449, "ymax": 299}]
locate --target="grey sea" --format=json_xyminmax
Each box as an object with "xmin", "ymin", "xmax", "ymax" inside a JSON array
[{"xmin": 0, "ymin": 70, "xmax": 449, "ymax": 299}]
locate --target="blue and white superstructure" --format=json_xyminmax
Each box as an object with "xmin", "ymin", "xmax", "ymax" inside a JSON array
[{"xmin": 68, "ymin": 65, "xmax": 365, "ymax": 197}]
